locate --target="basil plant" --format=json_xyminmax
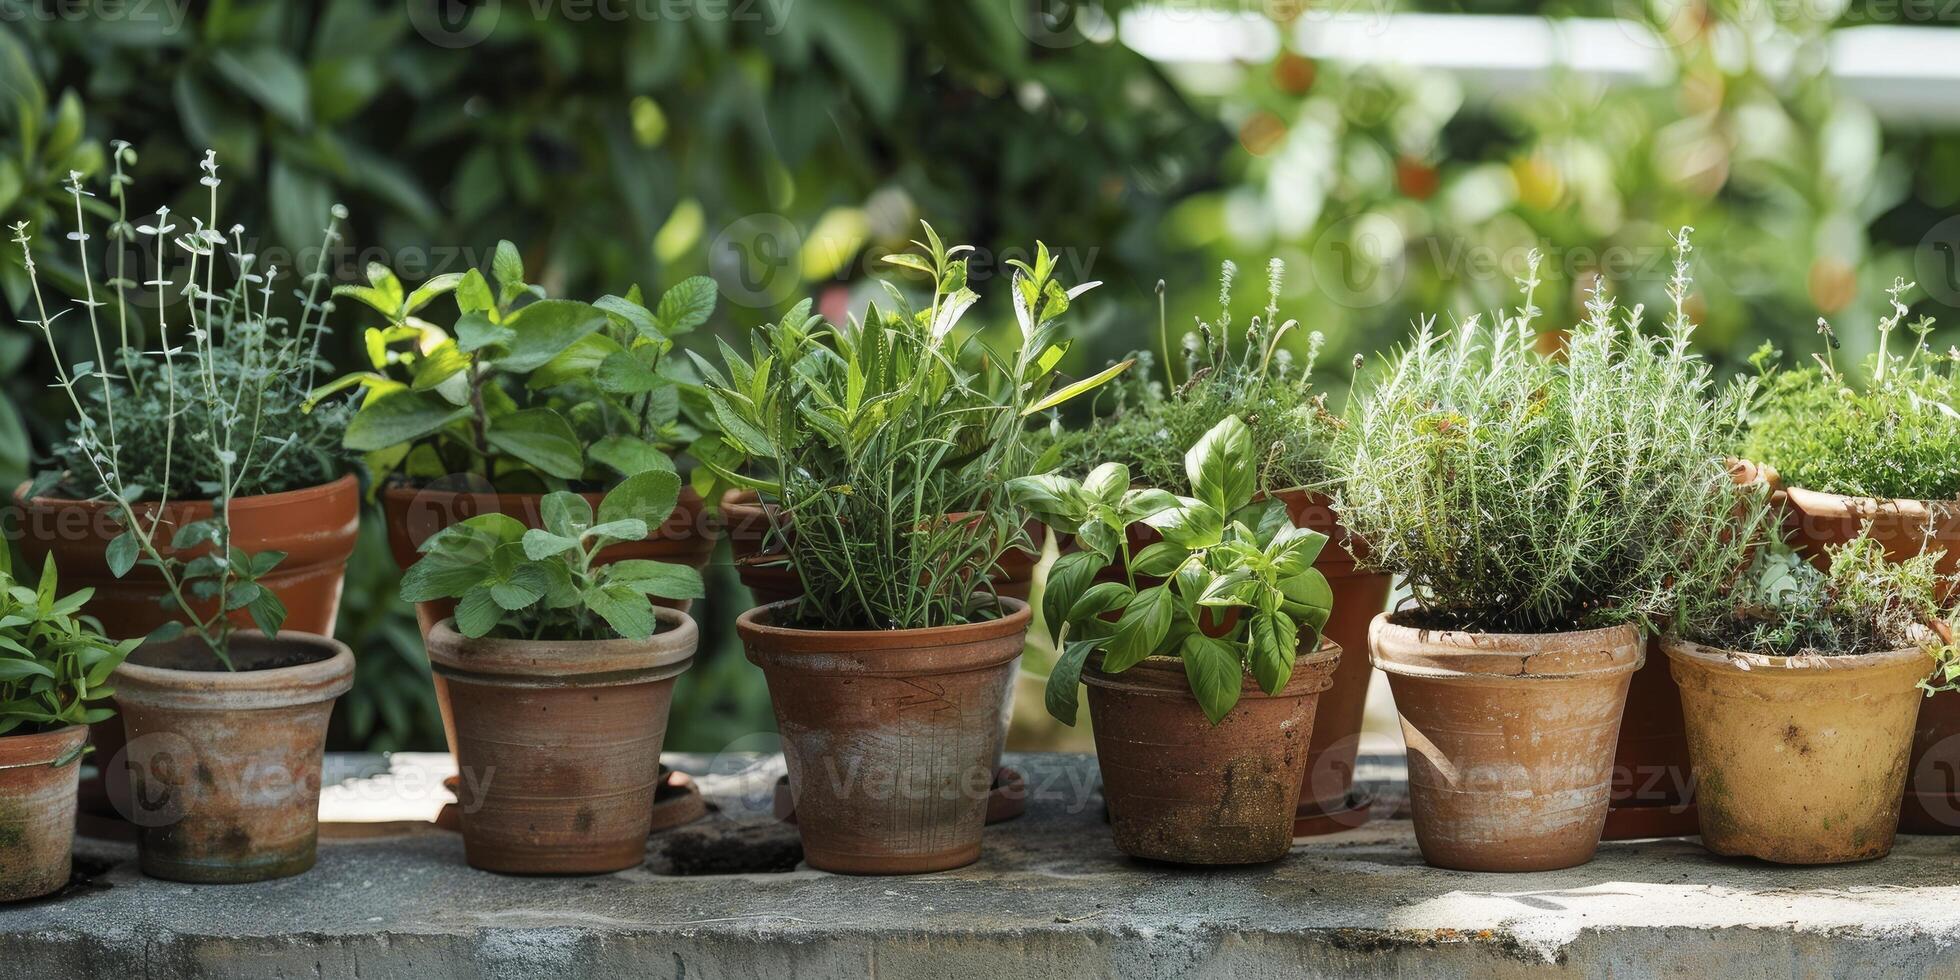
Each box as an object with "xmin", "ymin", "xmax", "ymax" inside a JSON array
[{"xmin": 1010, "ymin": 415, "xmax": 1335, "ymax": 725}]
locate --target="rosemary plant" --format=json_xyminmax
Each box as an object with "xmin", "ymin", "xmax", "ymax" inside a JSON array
[
  {"xmin": 701, "ymin": 225, "xmax": 1126, "ymax": 631},
  {"xmin": 1050, "ymin": 257, "xmax": 1344, "ymax": 493},
  {"xmin": 1743, "ymin": 279, "xmax": 1960, "ymax": 501},
  {"xmin": 10, "ymin": 147, "xmax": 346, "ymax": 667},
  {"xmin": 1337, "ymin": 232, "xmax": 1757, "ymax": 633}
]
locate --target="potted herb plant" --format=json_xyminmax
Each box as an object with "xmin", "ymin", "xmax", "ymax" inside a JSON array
[
  {"xmin": 309, "ymin": 249, "xmax": 728, "ymax": 635},
  {"xmin": 0, "ymin": 556, "xmax": 134, "ymax": 901},
  {"xmin": 1046, "ymin": 257, "xmax": 1389, "ymax": 836},
  {"xmin": 1335, "ymin": 241, "xmax": 1751, "ymax": 872},
  {"xmin": 11, "ymin": 152, "xmax": 355, "ymax": 883},
  {"xmin": 1012, "ymin": 415, "xmax": 1336, "ymax": 864},
  {"xmin": 400, "ymin": 474, "xmax": 701, "ymax": 874},
  {"xmin": 1665, "ymin": 528, "xmax": 1955, "ymax": 864},
  {"xmin": 1742, "ymin": 280, "xmax": 1960, "ymax": 834},
  {"xmin": 707, "ymin": 227, "xmax": 1123, "ymax": 874}
]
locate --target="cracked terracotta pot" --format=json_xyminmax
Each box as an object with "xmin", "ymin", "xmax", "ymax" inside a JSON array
[
  {"xmin": 737, "ymin": 598, "xmax": 1027, "ymax": 874},
  {"xmin": 1774, "ymin": 483, "xmax": 1960, "ymax": 835},
  {"xmin": 426, "ymin": 610, "xmax": 697, "ymax": 875},
  {"xmin": 109, "ymin": 632, "xmax": 353, "ymax": 883},
  {"xmin": 0, "ymin": 725, "xmax": 87, "ymax": 901},
  {"xmin": 1664, "ymin": 637, "xmax": 1925, "ymax": 864},
  {"xmin": 1371, "ymin": 614, "xmax": 1640, "ymax": 872},
  {"xmin": 1087, "ymin": 642, "xmax": 1342, "ymax": 864}
]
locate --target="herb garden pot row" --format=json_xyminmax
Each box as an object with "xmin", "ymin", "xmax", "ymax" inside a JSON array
[
  {"xmin": 427, "ymin": 611, "xmax": 696, "ymax": 875},
  {"xmin": 1370, "ymin": 616, "xmax": 1641, "ymax": 873},
  {"xmin": 1090, "ymin": 644, "xmax": 1341, "ymax": 864},
  {"xmin": 0, "ymin": 725, "xmax": 88, "ymax": 902},
  {"xmin": 736, "ymin": 598, "xmax": 1027, "ymax": 875},
  {"xmin": 111, "ymin": 631, "xmax": 353, "ymax": 883}
]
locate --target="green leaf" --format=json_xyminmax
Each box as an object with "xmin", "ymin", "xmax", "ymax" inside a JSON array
[
  {"xmin": 106, "ymin": 530, "xmax": 139, "ymax": 578},
  {"xmin": 1082, "ymin": 462, "xmax": 1129, "ymax": 506},
  {"xmin": 1102, "ymin": 586, "xmax": 1174, "ymax": 672},
  {"xmin": 600, "ymin": 469, "xmax": 681, "ymax": 526},
  {"xmin": 605, "ymin": 560, "xmax": 704, "ymax": 600},
  {"xmin": 491, "ymin": 240, "xmax": 525, "ymax": 301},
  {"xmin": 595, "ymin": 294, "xmax": 662, "ymax": 341},
  {"xmin": 399, "ymin": 556, "xmax": 486, "ymax": 602},
  {"xmin": 583, "ymin": 519, "xmax": 649, "ymax": 546},
  {"xmin": 1131, "ymin": 541, "xmax": 1189, "ymax": 578},
  {"xmin": 455, "ymin": 268, "xmax": 496, "ymax": 315},
  {"xmin": 0, "ymin": 659, "xmax": 55, "ymax": 681},
  {"xmin": 1144, "ymin": 498, "xmax": 1224, "ymax": 550},
  {"xmin": 1278, "ymin": 570, "xmax": 1334, "ymax": 636},
  {"xmin": 530, "ymin": 333, "xmax": 626, "ymax": 389},
  {"xmin": 1181, "ymin": 633, "xmax": 1243, "ymax": 725},
  {"xmin": 521, "ymin": 529, "xmax": 580, "ymax": 561},
  {"xmin": 493, "ymin": 300, "xmax": 609, "ymax": 373},
  {"xmin": 1248, "ymin": 609, "xmax": 1297, "ymax": 695},
  {"xmin": 455, "ymin": 587, "xmax": 503, "ymax": 637},
  {"xmin": 1022, "ymin": 358, "xmax": 1134, "ymax": 417},
  {"xmin": 597, "ymin": 351, "xmax": 664, "ymax": 395},
  {"xmin": 410, "ymin": 341, "xmax": 472, "ymax": 391},
  {"xmin": 1071, "ymin": 581, "xmax": 1134, "ymax": 622},
  {"xmin": 211, "ymin": 46, "xmax": 310, "ymax": 128},
  {"xmin": 1119, "ymin": 488, "xmax": 1182, "ymax": 523},
  {"xmin": 489, "ymin": 572, "xmax": 546, "ymax": 611},
  {"xmin": 655, "ymin": 276, "xmax": 717, "ymax": 335},
  {"xmin": 588, "ymin": 436, "xmax": 675, "ymax": 477},
  {"xmin": 405, "ymin": 273, "xmax": 465, "ymax": 314},
  {"xmin": 1268, "ymin": 527, "xmax": 1329, "ymax": 577},
  {"xmin": 1187, "ymin": 415, "xmax": 1257, "ymax": 516},
  {"xmin": 540, "ymin": 491, "xmax": 593, "ymax": 538},
  {"xmin": 345, "ymin": 389, "xmax": 470, "ymax": 452},
  {"xmin": 1007, "ymin": 474, "xmax": 1085, "ymax": 524},
  {"xmin": 1045, "ymin": 639, "xmax": 1095, "ymax": 726},
  {"xmin": 586, "ymin": 583, "xmax": 656, "ymax": 639},
  {"xmin": 1041, "ymin": 550, "xmax": 1105, "ymax": 645},
  {"xmin": 247, "ymin": 588, "xmax": 288, "ymax": 638},
  {"xmin": 485, "ymin": 409, "xmax": 583, "ymax": 479}
]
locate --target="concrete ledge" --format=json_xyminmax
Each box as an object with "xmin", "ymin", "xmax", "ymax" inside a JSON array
[{"xmin": 2, "ymin": 752, "xmax": 1957, "ymax": 979}]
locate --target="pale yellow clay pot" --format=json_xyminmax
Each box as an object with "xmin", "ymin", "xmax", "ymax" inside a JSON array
[
  {"xmin": 1663, "ymin": 638, "xmax": 1927, "ymax": 864},
  {"xmin": 1370, "ymin": 614, "xmax": 1641, "ymax": 872}
]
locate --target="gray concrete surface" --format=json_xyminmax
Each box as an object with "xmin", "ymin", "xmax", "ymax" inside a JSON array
[{"xmin": 1, "ymin": 751, "xmax": 1957, "ymax": 979}]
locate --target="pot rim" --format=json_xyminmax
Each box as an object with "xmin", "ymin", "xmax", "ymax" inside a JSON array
[
  {"xmin": 15, "ymin": 472, "xmax": 359, "ymax": 512},
  {"xmin": 1659, "ymin": 635, "xmax": 1932, "ymax": 674},
  {"xmin": 382, "ymin": 479, "xmax": 707, "ymax": 506},
  {"xmin": 1780, "ymin": 484, "xmax": 1960, "ymax": 518},
  {"xmin": 1084, "ymin": 640, "xmax": 1343, "ymax": 698},
  {"xmin": 426, "ymin": 607, "xmax": 698, "ymax": 686},
  {"xmin": 737, "ymin": 597, "xmax": 1029, "ymax": 675},
  {"xmin": 1369, "ymin": 612, "xmax": 1644, "ymax": 680},
  {"xmin": 112, "ymin": 630, "xmax": 354, "ymax": 711},
  {"xmin": 0, "ymin": 723, "xmax": 88, "ymax": 770}
]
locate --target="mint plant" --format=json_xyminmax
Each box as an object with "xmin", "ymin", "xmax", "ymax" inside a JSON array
[
  {"xmin": 309, "ymin": 246, "xmax": 730, "ymax": 496},
  {"xmin": 399, "ymin": 472, "xmax": 704, "ymax": 640},
  {"xmin": 0, "ymin": 554, "xmax": 137, "ymax": 741},
  {"xmin": 1012, "ymin": 415, "xmax": 1334, "ymax": 725}
]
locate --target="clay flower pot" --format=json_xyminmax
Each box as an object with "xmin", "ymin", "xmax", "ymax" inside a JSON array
[
  {"xmin": 425, "ymin": 610, "xmax": 697, "ymax": 875},
  {"xmin": 1663, "ymin": 638, "xmax": 1925, "ymax": 864},
  {"xmin": 736, "ymin": 598, "xmax": 1028, "ymax": 874},
  {"xmin": 1370, "ymin": 614, "xmax": 1641, "ymax": 872},
  {"xmin": 1776, "ymin": 484, "xmax": 1960, "ymax": 834},
  {"xmin": 1087, "ymin": 643, "xmax": 1342, "ymax": 864},
  {"xmin": 0, "ymin": 725, "xmax": 88, "ymax": 901},
  {"xmin": 1599, "ymin": 640, "xmax": 1699, "ymax": 840},
  {"xmin": 15, "ymin": 475, "xmax": 362, "ymax": 638},
  {"xmin": 382, "ymin": 481, "xmax": 721, "ymax": 635},
  {"xmin": 110, "ymin": 632, "xmax": 354, "ymax": 883}
]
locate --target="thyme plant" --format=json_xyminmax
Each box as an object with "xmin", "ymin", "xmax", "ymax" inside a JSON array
[
  {"xmin": 1743, "ymin": 279, "xmax": 1960, "ymax": 501},
  {"xmin": 1050, "ymin": 258, "xmax": 1344, "ymax": 493},
  {"xmin": 10, "ymin": 148, "xmax": 342, "ymax": 666},
  {"xmin": 1337, "ymin": 233, "xmax": 1756, "ymax": 633},
  {"xmin": 701, "ymin": 225, "xmax": 1126, "ymax": 631}
]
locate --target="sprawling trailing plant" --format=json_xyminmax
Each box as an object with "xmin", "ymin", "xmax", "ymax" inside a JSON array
[
  {"xmin": 309, "ymin": 250, "xmax": 730, "ymax": 496},
  {"xmin": 399, "ymin": 472, "xmax": 702, "ymax": 641},
  {"xmin": 1743, "ymin": 279, "xmax": 1960, "ymax": 501},
  {"xmin": 1337, "ymin": 234, "xmax": 1756, "ymax": 633},
  {"xmin": 1051, "ymin": 258, "xmax": 1344, "ymax": 493},
  {"xmin": 11, "ymin": 147, "xmax": 337, "ymax": 666},
  {"xmin": 1013, "ymin": 415, "xmax": 1334, "ymax": 725},
  {"xmin": 0, "ymin": 554, "xmax": 137, "ymax": 740},
  {"xmin": 701, "ymin": 224, "xmax": 1127, "ymax": 631}
]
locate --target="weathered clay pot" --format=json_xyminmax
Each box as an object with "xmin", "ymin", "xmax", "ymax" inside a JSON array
[
  {"xmin": 736, "ymin": 598, "xmax": 1027, "ymax": 874},
  {"xmin": 1664, "ymin": 637, "xmax": 1925, "ymax": 863},
  {"xmin": 109, "ymin": 632, "xmax": 353, "ymax": 883},
  {"xmin": 1776, "ymin": 484, "xmax": 1960, "ymax": 834},
  {"xmin": 1370, "ymin": 614, "xmax": 1641, "ymax": 872},
  {"xmin": 1601, "ymin": 639, "xmax": 1699, "ymax": 840},
  {"xmin": 1275, "ymin": 490, "xmax": 1391, "ymax": 836},
  {"xmin": 382, "ymin": 480, "xmax": 720, "ymax": 635},
  {"xmin": 426, "ymin": 610, "xmax": 697, "ymax": 875},
  {"xmin": 0, "ymin": 725, "xmax": 87, "ymax": 901},
  {"xmin": 1087, "ymin": 643, "xmax": 1341, "ymax": 864},
  {"xmin": 16, "ymin": 475, "xmax": 361, "ymax": 639}
]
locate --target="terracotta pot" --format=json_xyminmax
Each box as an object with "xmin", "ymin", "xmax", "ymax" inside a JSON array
[
  {"xmin": 1600, "ymin": 639, "xmax": 1699, "ymax": 840},
  {"xmin": 1776, "ymin": 484, "xmax": 1960, "ymax": 833},
  {"xmin": 381, "ymin": 481, "xmax": 720, "ymax": 635},
  {"xmin": 1370, "ymin": 614, "xmax": 1640, "ymax": 872},
  {"xmin": 1664, "ymin": 637, "xmax": 1925, "ymax": 864},
  {"xmin": 109, "ymin": 632, "xmax": 353, "ymax": 883},
  {"xmin": 1274, "ymin": 490, "xmax": 1392, "ymax": 836},
  {"xmin": 736, "ymin": 598, "xmax": 1028, "ymax": 874},
  {"xmin": 1087, "ymin": 643, "xmax": 1341, "ymax": 864},
  {"xmin": 15, "ymin": 475, "xmax": 361, "ymax": 638},
  {"xmin": 0, "ymin": 725, "xmax": 87, "ymax": 901},
  {"xmin": 720, "ymin": 488, "xmax": 779, "ymax": 560},
  {"xmin": 426, "ymin": 610, "xmax": 697, "ymax": 875}
]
